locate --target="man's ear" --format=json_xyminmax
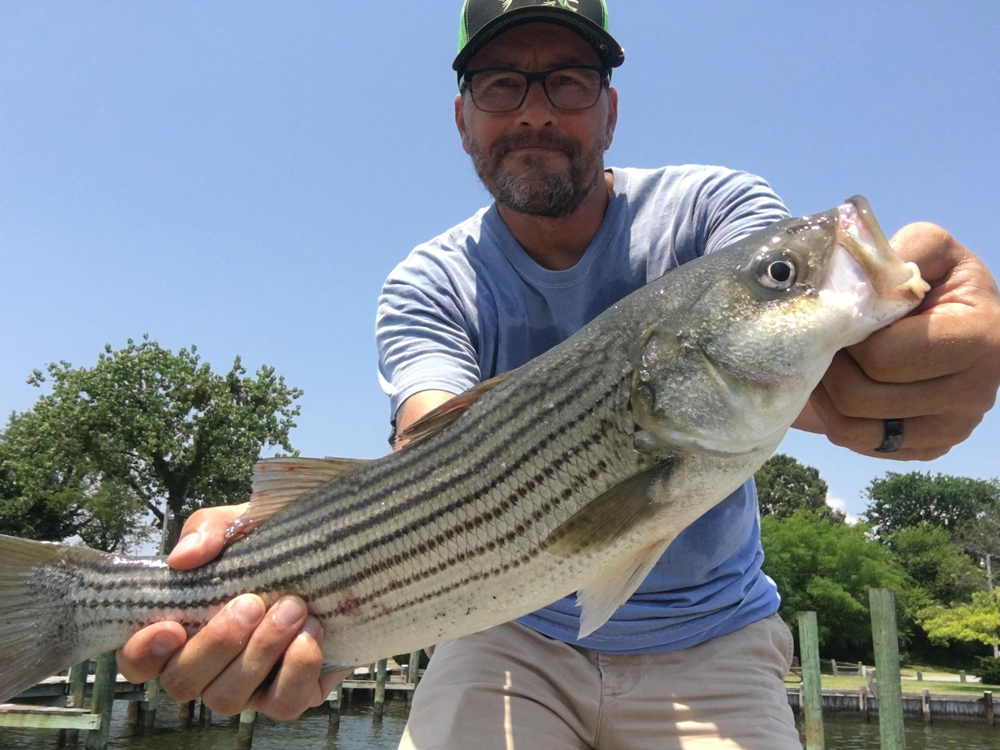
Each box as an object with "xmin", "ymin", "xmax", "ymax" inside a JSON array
[
  {"xmin": 455, "ymin": 94, "xmax": 472, "ymax": 155},
  {"xmin": 604, "ymin": 87, "xmax": 619, "ymax": 151}
]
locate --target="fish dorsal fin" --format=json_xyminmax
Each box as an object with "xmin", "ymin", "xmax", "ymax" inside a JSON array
[
  {"xmin": 224, "ymin": 457, "xmax": 369, "ymax": 545},
  {"xmin": 396, "ymin": 372, "xmax": 511, "ymax": 448},
  {"xmin": 576, "ymin": 536, "xmax": 674, "ymax": 639}
]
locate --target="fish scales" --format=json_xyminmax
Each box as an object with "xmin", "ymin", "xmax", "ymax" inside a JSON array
[{"xmin": 0, "ymin": 197, "xmax": 932, "ymax": 702}]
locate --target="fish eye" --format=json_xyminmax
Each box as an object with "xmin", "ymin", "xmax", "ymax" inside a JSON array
[{"xmin": 758, "ymin": 257, "xmax": 796, "ymax": 290}]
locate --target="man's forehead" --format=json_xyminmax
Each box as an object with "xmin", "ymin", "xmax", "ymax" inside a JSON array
[{"xmin": 467, "ymin": 22, "xmax": 601, "ymax": 69}]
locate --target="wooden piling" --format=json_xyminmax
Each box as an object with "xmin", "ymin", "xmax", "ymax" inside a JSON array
[
  {"xmin": 921, "ymin": 688, "xmax": 931, "ymax": 724},
  {"xmin": 830, "ymin": 658, "xmax": 838, "ymax": 677},
  {"xmin": 797, "ymin": 611, "xmax": 824, "ymax": 750},
  {"xmin": 143, "ymin": 677, "xmax": 160, "ymax": 734},
  {"xmin": 858, "ymin": 685, "xmax": 869, "ymax": 722},
  {"xmin": 84, "ymin": 651, "xmax": 116, "ymax": 750},
  {"xmin": 198, "ymin": 700, "xmax": 212, "ymax": 727},
  {"xmin": 373, "ymin": 658, "xmax": 388, "ymax": 724},
  {"xmin": 236, "ymin": 709, "xmax": 257, "ymax": 750},
  {"xmin": 179, "ymin": 698, "xmax": 196, "ymax": 726},
  {"xmin": 407, "ymin": 649, "xmax": 423, "ymax": 705},
  {"xmin": 869, "ymin": 588, "xmax": 906, "ymax": 750},
  {"xmin": 960, "ymin": 670, "xmax": 967, "ymax": 683},
  {"xmin": 916, "ymin": 670, "xmax": 923, "ymax": 681},
  {"xmin": 327, "ymin": 682, "xmax": 343, "ymax": 734},
  {"xmin": 63, "ymin": 660, "xmax": 90, "ymax": 746},
  {"xmin": 986, "ymin": 690, "xmax": 994, "ymax": 729}
]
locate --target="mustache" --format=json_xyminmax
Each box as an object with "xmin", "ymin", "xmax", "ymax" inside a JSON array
[{"xmin": 490, "ymin": 131, "xmax": 582, "ymax": 163}]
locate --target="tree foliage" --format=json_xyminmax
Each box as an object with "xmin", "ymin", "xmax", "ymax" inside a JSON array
[
  {"xmin": 754, "ymin": 453, "xmax": 840, "ymax": 521},
  {"xmin": 863, "ymin": 472, "xmax": 1000, "ymax": 540},
  {"xmin": 885, "ymin": 523, "xmax": 985, "ymax": 606},
  {"xmin": 920, "ymin": 592, "xmax": 1000, "ymax": 648},
  {"xmin": 0, "ymin": 336, "xmax": 302, "ymax": 551},
  {"xmin": 761, "ymin": 509, "xmax": 913, "ymax": 655}
]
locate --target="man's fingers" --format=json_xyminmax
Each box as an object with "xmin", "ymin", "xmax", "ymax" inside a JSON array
[
  {"xmin": 167, "ymin": 502, "xmax": 249, "ymax": 571},
  {"xmin": 821, "ymin": 351, "xmax": 988, "ymax": 420},
  {"xmin": 810, "ymin": 383, "xmax": 980, "ymax": 460},
  {"xmin": 200, "ymin": 597, "xmax": 310, "ymax": 716},
  {"xmin": 117, "ymin": 621, "xmax": 187, "ymax": 684},
  {"xmin": 159, "ymin": 594, "xmax": 265, "ymax": 703},
  {"xmin": 848, "ymin": 308, "xmax": 989, "ymax": 385},
  {"xmin": 317, "ymin": 669, "xmax": 353, "ymax": 708},
  {"xmin": 250, "ymin": 616, "xmax": 328, "ymax": 721}
]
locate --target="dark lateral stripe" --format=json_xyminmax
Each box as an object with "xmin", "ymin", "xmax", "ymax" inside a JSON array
[
  {"xmin": 229, "ymin": 358, "xmax": 614, "ymax": 553},
  {"xmin": 297, "ymin": 433, "xmax": 612, "ymax": 605},
  {"xmin": 197, "ymin": 374, "xmax": 624, "ymax": 589},
  {"xmin": 217, "ymin": 378, "xmax": 623, "ymax": 593}
]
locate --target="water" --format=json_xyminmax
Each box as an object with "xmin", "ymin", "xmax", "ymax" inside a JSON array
[{"xmin": 1, "ymin": 700, "xmax": 997, "ymax": 749}]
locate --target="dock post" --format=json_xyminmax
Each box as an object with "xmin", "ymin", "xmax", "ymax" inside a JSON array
[
  {"xmin": 830, "ymin": 658, "xmax": 838, "ymax": 677},
  {"xmin": 62, "ymin": 660, "xmax": 90, "ymax": 746},
  {"xmin": 858, "ymin": 661, "xmax": 863, "ymax": 678},
  {"xmin": 921, "ymin": 688, "xmax": 931, "ymax": 724},
  {"xmin": 407, "ymin": 649, "xmax": 423, "ymax": 705},
  {"xmin": 985, "ymin": 691, "xmax": 994, "ymax": 729},
  {"xmin": 179, "ymin": 698, "xmax": 196, "ymax": 726},
  {"xmin": 84, "ymin": 650, "xmax": 117, "ymax": 750},
  {"xmin": 869, "ymin": 588, "xmax": 906, "ymax": 750},
  {"xmin": 143, "ymin": 677, "xmax": 160, "ymax": 734},
  {"xmin": 858, "ymin": 686, "xmax": 868, "ymax": 722},
  {"xmin": 916, "ymin": 670, "xmax": 923, "ymax": 681},
  {"xmin": 797, "ymin": 611, "xmax": 824, "ymax": 750},
  {"xmin": 327, "ymin": 682, "xmax": 343, "ymax": 734},
  {"xmin": 198, "ymin": 699, "xmax": 212, "ymax": 727},
  {"xmin": 236, "ymin": 708, "xmax": 257, "ymax": 750},
  {"xmin": 373, "ymin": 658, "xmax": 388, "ymax": 724},
  {"xmin": 960, "ymin": 670, "xmax": 967, "ymax": 683}
]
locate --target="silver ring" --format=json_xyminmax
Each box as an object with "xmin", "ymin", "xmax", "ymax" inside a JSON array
[{"xmin": 876, "ymin": 418, "xmax": 904, "ymax": 453}]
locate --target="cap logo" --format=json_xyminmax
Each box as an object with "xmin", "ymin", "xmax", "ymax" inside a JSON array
[
  {"xmin": 501, "ymin": 0, "xmax": 580, "ymax": 11},
  {"xmin": 544, "ymin": 0, "xmax": 580, "ymax": 10}
]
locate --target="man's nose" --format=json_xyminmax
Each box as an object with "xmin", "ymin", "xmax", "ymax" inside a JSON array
[{"xmin": 517, "ymin": 79, "xmax": 556, "ymax": 127}]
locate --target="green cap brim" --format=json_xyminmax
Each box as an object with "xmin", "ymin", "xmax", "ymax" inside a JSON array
[{"xmin": 453, "ymin": 7, "xmax": 624, "ymax": 76}]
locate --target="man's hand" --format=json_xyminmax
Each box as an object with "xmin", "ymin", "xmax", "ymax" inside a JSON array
[
  {"xmin": 797, "ymin": 222, "xmax": 1000, "ymax": 460},
  {"xmin": 117, "ymin": 505, "xmax": 351, "ymax": 720}
]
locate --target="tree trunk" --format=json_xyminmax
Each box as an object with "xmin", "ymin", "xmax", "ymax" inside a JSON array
[{"xmin": 158, "ymin": 498, "xmax": 187, "ymax": 554}]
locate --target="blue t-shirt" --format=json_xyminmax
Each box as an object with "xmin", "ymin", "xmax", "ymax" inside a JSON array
[{"xmin": 376, "ymin": 165, "xmax": 791, "ymax": 654}]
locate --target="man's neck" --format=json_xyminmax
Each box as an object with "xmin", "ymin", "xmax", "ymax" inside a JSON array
[{"xmin": 496, "ymin": 170, "xmax": 614, "ymax": 271}]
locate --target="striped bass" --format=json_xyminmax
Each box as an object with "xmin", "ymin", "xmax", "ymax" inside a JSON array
[{"xmin": 0, "ymin": 196, "xmax": 929, "ymax": 703}]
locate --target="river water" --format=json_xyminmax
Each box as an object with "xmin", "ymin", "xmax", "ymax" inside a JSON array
[{"xmin": 1, "ymin": 697, "xmax": 997, "ymax": 749}]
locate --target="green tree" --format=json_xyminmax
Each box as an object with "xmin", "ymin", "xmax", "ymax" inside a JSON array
[
  {"xmin": 863, "ymin": 472, "xmax": 1000, "ymax": 540},
  {"xmin": 920, "ymin": 592, "xmax": 1000, "ymax": 648},
  {"xmin": 0, "ymin": 336, "xmax": 302, "ymax": 551},
  {"xmin": 761, "ymin": 509, "xmax": 914, "ymax": 656},
  {"xmin": 885, "ymin": 523, "xmax": 985, "ymax": 606},
  {"xmin": 754, "ymin": 453, "xmax": 840, "ymax": 520}
]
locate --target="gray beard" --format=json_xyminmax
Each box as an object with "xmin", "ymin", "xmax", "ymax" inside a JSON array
[{"xmin": 469, "ymin": 130, "xmax": 604, "ymax": 219}]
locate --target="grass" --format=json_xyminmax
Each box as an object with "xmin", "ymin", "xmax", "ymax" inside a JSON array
[{"xmin": 784, "ymin": 674, "xmax": 1000, "ymax": 696}]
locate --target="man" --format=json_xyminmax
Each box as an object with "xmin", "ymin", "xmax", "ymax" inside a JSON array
[{"xmin": 119, "ymin": 1, "xmax": 1000, "ymax": 747}]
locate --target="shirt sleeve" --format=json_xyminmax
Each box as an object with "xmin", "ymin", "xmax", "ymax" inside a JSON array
[
  {"xmin": 700, "ymin": 170, "xmax": 791, "ymax": 255},
  {"xmin": 376, "ymin": 247, "xmax": 482, "ymax": 433}
]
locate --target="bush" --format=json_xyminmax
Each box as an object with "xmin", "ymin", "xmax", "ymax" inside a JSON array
[{"xmin": 973, "ymin": 656, "xmax": 1000, "ymax": 685}]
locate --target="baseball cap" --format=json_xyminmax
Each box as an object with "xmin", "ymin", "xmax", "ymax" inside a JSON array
[{"xmin": 454, "ymin": 0, "xmax": 625, "ymax": 77}]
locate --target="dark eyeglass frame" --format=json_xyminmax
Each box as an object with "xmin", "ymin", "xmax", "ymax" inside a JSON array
[{"xmin": 460, "ymin": 66, "xmax": 610, "ymax": 113}]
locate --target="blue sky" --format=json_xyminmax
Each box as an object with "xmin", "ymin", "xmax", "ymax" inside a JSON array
[{"xmin": 1, "ymin": 2, "xmax": 997, "ymax": 524}]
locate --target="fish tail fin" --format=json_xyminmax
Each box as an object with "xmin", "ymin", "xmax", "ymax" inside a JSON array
[{"xmin": 0, "ymin": 534, "xmax": 118, "ymax": 704}]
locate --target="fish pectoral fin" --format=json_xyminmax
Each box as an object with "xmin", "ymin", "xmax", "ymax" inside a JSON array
[
  {"xmin": 396, "ymin": 372, "xmax": 512, "ymax": 448},
  {"xmin": 225, "ymin": 457, "xmax": 370, "ymax": 546},
  {"xmin": 576, "ymin": 536, "xmax": 674, "ymax": 639},
  {"xmin": 546, "ymin": 460, "xmax": 676, "ymax": 558}
]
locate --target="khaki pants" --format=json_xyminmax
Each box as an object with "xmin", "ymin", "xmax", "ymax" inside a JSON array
[{"xmin": 398, "ymin": 614, "xmax": 800, "ymax": 750}]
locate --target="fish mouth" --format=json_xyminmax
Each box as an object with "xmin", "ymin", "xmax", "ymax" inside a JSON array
[{"xmin": 835, "ymin": 195, "xmax": 930, "ymax": 304}]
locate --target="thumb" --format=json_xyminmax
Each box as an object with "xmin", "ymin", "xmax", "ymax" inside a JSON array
[{"xmin": 167, "ymin": 503, "xmax": 248, "ymax": 570}]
